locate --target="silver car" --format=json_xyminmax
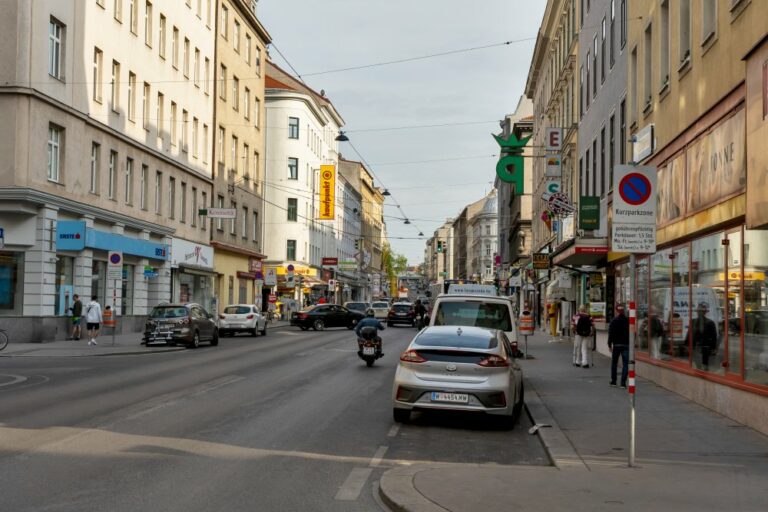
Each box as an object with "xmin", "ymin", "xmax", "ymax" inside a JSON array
[
  {"xmin": 392, "ymin": 325, "xmax": 524, "ymax": 426},
  {"xmin": 218, "ymin": 304, "xmax": 267, "ymax": 337},
  {"xmin": 369, "ymin": 301, "xmax": 390, "ymax": 320}
]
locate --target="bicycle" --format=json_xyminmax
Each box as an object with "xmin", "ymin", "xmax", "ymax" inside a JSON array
[{"xmin": 0, "ymin": 328, "xmax": 8, "ymax": 351}]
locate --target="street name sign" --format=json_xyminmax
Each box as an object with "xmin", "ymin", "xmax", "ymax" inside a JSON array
[
  {"xmin": 198, "ymin": 208, "xmax": 236, "ymax": 219},
  {"xmin": 612, "ymin": 165, "xmax": 657, "ymax": 253}
]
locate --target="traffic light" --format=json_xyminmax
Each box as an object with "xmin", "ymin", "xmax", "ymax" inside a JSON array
[
  {"xmin": 354, "ymin": 238, "xmax": 360, "ymax": 250},
  {"xmin": 437, "ymin": 241, "xmax": 443, "ymax": 253}
]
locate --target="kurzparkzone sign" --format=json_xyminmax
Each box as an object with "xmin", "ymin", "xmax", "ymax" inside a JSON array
[{"xmin": 612, "ymin": 165, "xmax": 657, "ymax": 253}]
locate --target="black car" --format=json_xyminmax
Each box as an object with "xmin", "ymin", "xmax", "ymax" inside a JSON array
[
  {"xmin": 387, "ymin": 302, "xmax": 416, "ymax": 326},
  {"xmin": 143, "ymin": 303, "xmax": 219, "ymax": 348},
  {"xmin": 290, "ymin": 304, "xmax": 365, "ymax": 331}
]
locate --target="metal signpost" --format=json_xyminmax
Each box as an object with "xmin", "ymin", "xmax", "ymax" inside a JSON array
[
  {"xmin": 107, "ymin": 251, "xmax": 123, "ymax": 346},
  {"xmin": 612, "ymin": 165, "xmax": 657, "ymax": 467}
]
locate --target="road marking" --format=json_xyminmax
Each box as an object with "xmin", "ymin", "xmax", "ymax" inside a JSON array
[
  {"xmin": 334, "ymin": 467, "xmax": 373, "ymax": 501},
  {"xmin": 276, "ymin": 331, "xmax": 300, "ymax": 336},
  {"xmin": 0, "ymin": 374, "xmax": 28, "ymax": 388},
  {"xmin": 387, "ymin": 424, "xmax": 401, "ymax": 438},
  {"xmin": 370, "ymin": 445, "xmax": 388, "ymax": 467}
]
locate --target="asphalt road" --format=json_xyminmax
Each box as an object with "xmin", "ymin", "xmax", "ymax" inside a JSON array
[{"xmin": 0, "ymin": 325, "xmax": 549, "ymax": 511}]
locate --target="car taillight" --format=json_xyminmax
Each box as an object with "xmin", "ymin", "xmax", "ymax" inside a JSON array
[
  {"xmin": 219, "ymin": 315, "xmax": 225, "ymax": 320},
  {"xmin": 246, "ymin": 314, "xmax": 254, "ymax": 319},
  {"xmin": 400, "ymin": 350, "xmax": 427, "ymax": 363},
  {"xmin": 298, "ymin": 313, "xmax": 308, "ymax": 320},
  {"xmin": 389, "ymin": 309, "xmax": 395, "ymax": 315},
  {"xmin": 478, "ymin": 355, "xmax": 509, "ymax": 367}
]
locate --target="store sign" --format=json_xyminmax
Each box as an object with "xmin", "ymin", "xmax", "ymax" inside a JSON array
[
  {"xmin": 632, "ymin": 124, "xmax": 655, "ymax": 162},
  {"xmin": 716, "ymin": 271, "xmax": 765, "ymax": 282},
  {"xmin": 322, "ymin": 257, "xmax": 338, "ymax": 267},
  {"xmin": 545, "ymin": 155, "xmax": 561, "ymax": 177},
  {"xmin": 579, "ymin": 196, "xmax": 601, "ymax": 230},
  {"xmin": 338, "ymin": 259, "xmax": 357, "ymax": 271},
  {"xmin": 56, "ymin": 221, "xmax": 86, "ymax": 250},
  {"xmin": 318, "ymin": 165, "xmax": 336, "ymax": 220},
  {"xmin": 612, "ymin": 165, "xmax": 657, "ymax": 254},
  {"xmin": 493, "ymin": 131, "xmax": 531, "ymax": 193},
  {"xmin": 545, "ymin": 128, "xmax": 563, "ymax": 152},
  {"xmin": 264, "ymin": 267, "xmax": 277, "ymax": 286},
  {"xmin": 532, "ymin": 253, "xmax": 550, "ymax": 270},
  {"xmin": 547, "ymin": 193, "xmax": 575, "ymax": 215},
  {"xmin": 249, "ymin": 258, "xmax": 263, "ymax": 274},
  {"xmin": 590, "ymin": 272, "xmax": 604, "ymax": 286},
  {"xmin": 170, "ymin": 238, "xmax": 214, "ymax": 270}
]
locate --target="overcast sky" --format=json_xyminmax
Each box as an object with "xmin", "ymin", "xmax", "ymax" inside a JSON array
[{"xmin": 259, "ymin": 0, "xmax": 547, "ymax": 265}]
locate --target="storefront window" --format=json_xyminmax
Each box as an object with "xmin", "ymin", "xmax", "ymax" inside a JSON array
[
  {"xmin": 238, "ymin": 278, "xmax": 247, "ymax": 304},
  {"xmin": 55, "ymin": 255, "xmax": 75, "ymax": 315},
  {"xmin": 91, "ymin": 260, "xmax": 107, "ymax": 307},
  {"xmin": 743, "ymin": 229, "xmax": 768, "ymax": 386},
  {"xmin": 690, "ymin": 233, "xmax": 725, "ymax": 374},
  {"xmin": 122, "ymin": 264, "xmax": 134, "ymax": 316},
  {"xmin": 0, "ymin": 252, "xmax": 24, "ymax": 315},
  {"xmin": 724, "ymin": 230, "xmax": 742, "ymax": 375},
  {"xmin": 179, "ymin": 270, "xmax": 214, "ymax": 310}
]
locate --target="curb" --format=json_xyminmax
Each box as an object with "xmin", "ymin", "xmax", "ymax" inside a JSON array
[{"xmin": 378, "ymin": 465, "xmax": 450, "ymax": 512}]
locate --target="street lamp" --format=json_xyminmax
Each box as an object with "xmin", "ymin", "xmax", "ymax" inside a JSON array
[{"xmin": 335, "ymin": 131, "xmax": 349, "ymax": 142}]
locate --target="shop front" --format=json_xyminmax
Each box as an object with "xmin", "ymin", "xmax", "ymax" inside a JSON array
[
  {"xmin": 210, "ymin": 242, "xmax": 266, "ymax": 314},
  {"xmin": 170, "ymin": 238, "xmax": 216, "ymax": 314}
]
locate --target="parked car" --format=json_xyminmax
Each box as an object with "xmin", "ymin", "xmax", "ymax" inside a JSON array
[
  {"xmin": 290, "ymin": 304, "xmax": 365, "ymax": 331},
  {"xmin": 343, "ymin": 301, "xmax": 371, "ymax": 315},
  {"xmin": 143, "ymin": 303, "xmax": 219, "ymax": 348},
  {"xmin": 392, "ymin": 325, "xmax": 524, "ymax": 426},
  {"xmin": 387, "ymin": 302, "xmax": 416, "ymax": 327},
  {"xmin": 428, "ymin": 291, "xmax": 518, "ymax": 343},
  {"xmin": 369, "ymin": 301, "xmax": 390, "ymax": 320},
  {"xmin": 218, "ymin": 304, "xmax": 267, "ymax": 337}
]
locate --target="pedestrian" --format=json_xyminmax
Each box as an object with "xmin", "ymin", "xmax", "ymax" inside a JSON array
[
  {"xmin": 69, "ymin": 294, "xmax": 83, "ymax": 340},
  {"xmin": 607, "ymin": 303, "xmax": 630, "ymax": 388},
  {"xmin": 571, "ymin": 304, "xmax": 594, "ymax": 368},
  {"xmin": 687, "ymin": 302, "xmax": 718, "ymax": 371},
  {"xmin": 642, "ymin": 304, "xmax": 665, "ymax": 359},
  {"xmin": 85, "ymin": 295, "xmax": 103, "ymax": 346}
]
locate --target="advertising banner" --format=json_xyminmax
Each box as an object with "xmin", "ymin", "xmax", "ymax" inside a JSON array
[
  {"xmin": 579, "ymin": 196, "xmax": 600, "ymax": 230},
  {"xmin": 318, "ymin": 165, "xmax": 336, "ymax": 220},
  {"xmin": 656, "ymin": 153, "xmax": 685, "ymax": 224}
]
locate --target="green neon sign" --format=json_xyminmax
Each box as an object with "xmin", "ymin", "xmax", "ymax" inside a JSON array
[{"xmin": 493, "ymin": 132, "xmax": 531, "ymax": 195}]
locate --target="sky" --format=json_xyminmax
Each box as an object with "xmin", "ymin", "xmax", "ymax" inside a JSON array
[{"xmin": 259, "ymin": 0, "xmax": 547, "ymax": 266}]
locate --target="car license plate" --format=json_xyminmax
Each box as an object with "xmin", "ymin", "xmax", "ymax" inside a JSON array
[
  {"xmin": 430, "ymin": 392, "xmax": 469, "ymax": 404},
  {"xmin": 396, "ymin": 312, "xmax": 406, "ymax": 316},
  {"xmin": 363, "ymin": 346, "xmax": 375, "ymax": 355}
]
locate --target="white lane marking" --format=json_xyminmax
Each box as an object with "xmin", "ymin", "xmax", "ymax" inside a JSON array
[
  {"xmin": 369, "ymin": 445, "xmax": 388, "ymax": 468},
  {"xmin": 387, "ymin": 424, "xmax": 401, "ymax": 438},
  {"xmin": 276, "ymin": 331, "xmax": 300, "ymax": 336},
  {"xmin": 0, "ymin": 375, "xmax": 29, "ymax": 388},
  {"xmin": 334, "ymin": 467, "xmax": 373, "ymax": 501}
]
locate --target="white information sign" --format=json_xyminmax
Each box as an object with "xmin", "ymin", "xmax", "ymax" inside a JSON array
[
  {"xmin": 107, "ymin": 251, "xmax": 123, "ymax": 279},
  {"xmin": 204, "ymin": 208, "xmax": 237, "ymax": 219},
  {"xmin": 264, "ymin": 267, "xmax": 277, "ymax": 286},
  {"xmin": 612, "ymin": 165, "xmax": 657, "ymax": 253},
  {"xmin": 545, "ymin": 128, "xmax": 563, "ymax": 152},
  {"xmin": 545, "ymin": 155, "xmax": 562, "ymax": 177}
]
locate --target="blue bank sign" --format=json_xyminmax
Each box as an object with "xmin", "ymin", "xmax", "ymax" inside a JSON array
[{"xmin": 56, "ymin": 221, "xmax": 168, "ymax": 260}]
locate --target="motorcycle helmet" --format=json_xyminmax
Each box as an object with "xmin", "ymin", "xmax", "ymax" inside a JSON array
[{"xmin": 366, "ymin": 309, "xmax": 375, "ymax": 317}]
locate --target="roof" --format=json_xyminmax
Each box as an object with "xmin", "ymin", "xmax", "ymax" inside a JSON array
[{"xmin": 265, "ymin": 61, "xmax": 345, "ymax": 126}]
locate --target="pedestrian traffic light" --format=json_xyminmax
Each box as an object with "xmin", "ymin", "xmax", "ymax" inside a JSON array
[{"xmin": 437, "ymin": 241, "xmax": 443, "ymax": 253}]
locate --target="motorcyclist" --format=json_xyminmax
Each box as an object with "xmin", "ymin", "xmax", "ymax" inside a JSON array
[
  {"xmin": 414, "ymin": 299, "xmax": 427, "ymax": 328},
  {"xmin": 355, "ymin": 309, "xmax": 386, "ymax": 356}
]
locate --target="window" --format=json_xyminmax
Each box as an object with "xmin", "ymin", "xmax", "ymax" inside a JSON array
[
  {"xmin": 140, "ymin": 164, "xmax": 148, "ymax": 210},
  {"xmin": 232, "ymin": 76, "xmax": 239, "ymax": 110},
  {"xmin": 231, "ymin": 135, "xmax": 238, "ymax": 173},
  {"xmin": 243, "ymin": 88, "xmax": 250, "ymax": 120},
  {"xmin": 288, "ymin": 117, "xmax": 300, "ymax": 139},
  {"xmin": 585, "ymin": 52, "xmax": 590, "ymax": 109},
  {"xmin": 288, "ymin": 157, "xmax": 298, "ymax": 179},
  {"xmin": 154, "ymin": 171, "xmax": 162, "ymax": 214},
  {"xmin": 124, "ymin": 158, "xmax": 133, "ymax": 204},
  {"xmin": 48, "ymin": 19, "xmax": 64, "ymax": 79},
  {"xmin": 601, "ymin": 17, "xmax": 606, "ymax": 83},
  {"xmin": 679, "ymin": 0, "xmax": 691, "ymax": 64},
  {"xmin": 219, "ymin": 64, "xmax": 227, "ymax": 100},
  {"xmin": 620, "ymin": 99, "xmax": 626, "ymax": 164},
  {"xmin": 287, "ymin": 198, "xmax": 298, "ymax": 221},
  {"xmin": 172, "ymin": 26, "xmax": 179, "ymax": 68},
  {"xmin": 243, "ymin": 143, "xmax": 249, "ymax": 177},
  {"xmin": 245, "ymin": 34, "xmax": 252, "ymax": 64},
  {"xmin": 610, "ymin": 0, "xmax": 615, "ymax": 67},
  {"xmin": 144, "ymin": 1, "xmax": 152, "ymax": 46},
  {"xmin": 200, "ymin": 58, "xmax": 209, "ymax": 95},
  {"xmin": 192, "ymin": 117, "xmax": 198, "ymax": 158},
  {"xmin": 644, "ymin": 23, "xmax": 652, "ymax": 108},
  {"xmin": 158, "ymin": 14, "xmax": 166, "ymax": 58},
  {"xmin": 241, "ymin": 206, "xmax": 248, "ymax": 238},
  {"xmin": 287, "ymin": 240, "xmax": 296, "ymax": 260},
  {"xmin": 660, "ymin": 1, "xmax": 669, "ymax": 89},
  {"xmin": 600, "ymin": 126, "xmax": 606, "ymax": 196},
  {"xmin": 217, "ymin": 126, "xmax": 225, "ymax": 163},
  {"xmin": 114, "ymin": 0, "xmax": 122, "ymax": 22},
  {"xmin": 127, "ymin": 72, "xmax": 136, "ymax": 121},
  {"xmin": 763, "ymin": 61, "xmax": 768, "ymax": 119},
  {"xmin": 182, "ymin": 109, "xmax": 188, "ymax": 151},
  {"xmin": 93, "ymin": 47, "xmax": 103, "ymax": 102},
  {"xmin": 256, "ymin": 47, "xmax": 262, "ymax": 75},
  {"xmin": 180, "ymin": 182, "xmax": 187, "ymax": 222},
  {"xmin": 194, "ymin": 48, "xmax": 200, "ymax": 86},
  {"xmin": 233, "ymin": 20, "xmax": 240, "ymax": 52},
  {"xmin": 48, "ymin": 124, "xmax": 64, "ymax": 182},
  {"xmin": 620, "ymin": 0, "xmax": 627, "ymax": 48},
  {"xmin": 206, "ymin": 0, "xmax": 211, "ymax": 26},
  {"xmin": 88, "ymin": 142, "xmax": 100, "ymax": 194},
  {"xmin": 170, "ymin": 101, "xmax": 177, "ymax": 146},
  {"xmin": 579, "ymin": 158, "xmax": 584, "ymax": 197},
  {"xmin": 168, "ymin": 177, "xmax": 176, "ymax": 219},
  {"xmin": 203, "ymin": 124, "xmax": 209, "ymax": 163},
  {"xmin": 254, "ymin": 97, "xmax": 260, "ymax": 127},
  {"xmin": 129, "ymin": 0, "xmax": 138, "ymax": 34},
  {"xmin": 609, "ymin": 114, "xmax": 615, "ymax": 189},
  {"xmin": 579, "ymin": 65, "xmax": 584, "ymax": 116},
  {"xmin": 230, "ymin": 201, "xmax": 236, "ymax": 235},
  {"xmin": 591, "ymin": 139, "xmax": 597, "ymax": 195},
  {"xmin": 111, "ymin": 60, "xmax": 120, "ymax": 111},
  {"xmin": 254, "ymin": 151, "xmax": 259, "ymax": 180},
  {"xmin": 191, "ymin": 186, "xmax": 197, "ymax": 226},
  {"xmin": 220, "ymin": 5, "xmax": 228, "ymax": 39},
  {"xmin": 702, "ymin": 0, "xmax": 716, "ymax": 43},
  {"xmin": 201, "ymin": 191, "xmax": 207, "ymax": 229},
  {"xmin": 216, "ymin": 195, "xmax": 224, "ymax": 230},
  {"xmin": 156, "ymin": 92, "xmax": 164, "ymax": 140},
  {"xmin": 196, "ymin": 0, "xmax": 202, "ymax": 17},
  {"xmin": 630, "ymin": 47, "xmax": 637, "ymax": 123},
  {"xmin": 108, "ymin": 150, "xmax": 117, "ymax": 199},
  {"xmin": 252, "ymin": 211, "xmax": 258, "ymax": 241},
  {"xmin": 183, "ymin": 37, "xmax": 190, "ymax": 77},
  {"xmin": 592, "ymin": 35, "xmax": 598, "ymax": 97}
]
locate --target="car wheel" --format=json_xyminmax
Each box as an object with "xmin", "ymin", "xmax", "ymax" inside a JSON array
[
  {"xmin": 210, "ymin": 329, "xmax": 219, "ymax": 346},
  {"xmin": 393, "ymin": 408, "xmax": 410, "ymax": 423},
  {"xmin": 260, "ymin": 323, "xmax": 267, "ymax": 336},
  {"xmin": 189, "ymin": 331, "xmax": 200, "ymax": 349},
  {"xmin": 313, "ymin": 319, "xmax": 325, "ymax": 331},
  {"xmin": 251, "ymin": 328, "xmax": 258, "ymax": 337}
]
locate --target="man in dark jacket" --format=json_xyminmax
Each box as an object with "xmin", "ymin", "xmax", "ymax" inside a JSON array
[
  {"xmin": 608, "ymin": 303, "xmax": 630, "ymax": 388},
  {"xmin": 687, "ymin": 302, "xmax": 718, "ymax": 371}
]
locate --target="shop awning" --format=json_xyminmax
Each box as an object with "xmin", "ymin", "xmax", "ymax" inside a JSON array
[{"xmin": 552, "ymin": 238, "xmax": 609, "ymax": 267}]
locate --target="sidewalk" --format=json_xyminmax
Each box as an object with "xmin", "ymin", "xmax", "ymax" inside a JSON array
[
  {"xmin": 379, "ymin": 331, "xmax": 768, "ymax": 512},
  {"xmin": 0, "ymin": 320, "xmax": 292, "ymax": 357}
]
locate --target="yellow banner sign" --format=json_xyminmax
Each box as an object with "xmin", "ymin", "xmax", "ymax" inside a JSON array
[
  {"xmin": 716, "ymin": 271, "xmax": 765, "ymax": 282},
  {"xmin": 319, "ymin": 165, "xmax": 335, "ymax": 220}
]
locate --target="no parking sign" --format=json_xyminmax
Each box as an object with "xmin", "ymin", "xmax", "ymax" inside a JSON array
[{"xmin": 612, "ymin": 166, "xmax": 657, "ymax": 254}]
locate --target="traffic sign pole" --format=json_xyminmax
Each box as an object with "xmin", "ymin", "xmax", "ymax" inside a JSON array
[{"xmin": 628, "ymin": 255, "xmax": 636, "ymax": 467}]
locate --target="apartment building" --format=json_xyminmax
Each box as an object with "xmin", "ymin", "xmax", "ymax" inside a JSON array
[
  {"xmin": 210, "ymin": 0, "xmax": 271, "ymax": 312},
  {"xmin": 0, "ymin": 0, "xmax": 216, "ymax": 340}
]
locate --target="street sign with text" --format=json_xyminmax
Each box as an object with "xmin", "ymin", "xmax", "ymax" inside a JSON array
[
  {"xmin": 198, "ymin": 208, "xmax": 236, "ymax": 219},
  {"xmin": 612, "ymin": 165, "xmax": 657, "ymax": 253}
]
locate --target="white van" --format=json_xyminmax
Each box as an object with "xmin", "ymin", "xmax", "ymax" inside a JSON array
[{"xmin": 428, "ymin": 290, "xmax": 518, "ymax": 343}]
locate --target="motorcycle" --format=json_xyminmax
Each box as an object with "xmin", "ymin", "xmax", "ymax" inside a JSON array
[{"xmin": 357, "ymin": 326, "xmax": 383, "ymax": 367}]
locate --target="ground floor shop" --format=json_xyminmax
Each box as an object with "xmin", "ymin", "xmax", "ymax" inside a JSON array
[
  {"xmin": 210, "ymin": 243, "xmax": 265, "ymax": 315},
  {"xmin": 169, "ymin": 238, "xmax": 216, "ymax": 314}
]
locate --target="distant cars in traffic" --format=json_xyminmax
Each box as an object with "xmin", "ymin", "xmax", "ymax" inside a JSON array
[
  {"xmin": 218, "ymin": 304, "xmax": 267, "ymax": 337},
  {"xmin": 369, "ymin": 301, "xmax": 390, "ymax": 320},
  {"xmin": 387, "ymin": 302, "xmax": 416, "ymax": 327},
  {"xmin": 290, "ymin": 304, "xmax": 365, "ymax": 331},
  {"xmin": 392, "ymin": 325, "xmax": 524, "ymax": 426},
  {"xmin": 343, "ymin": 301, "xmax": 371, "ymax": 315},
  {"xmin": 143, "ymin": 303, "xmax": 219, "ymax": 348}
]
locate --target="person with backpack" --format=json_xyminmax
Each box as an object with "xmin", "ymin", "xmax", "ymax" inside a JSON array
[
  {"xmin": 85, "ymin": 295, "xmax": 103, "ymax": 346},
  {"xmin": 571, "ymin": 304, "xmax": 594, "ymax": 368}
]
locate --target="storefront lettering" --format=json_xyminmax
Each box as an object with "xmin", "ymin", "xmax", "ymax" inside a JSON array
[
  {"xmin": 184, "ymin": 246, "xmax": 210, "ymax": 266},
  {"xmin": 59, "ymin": 233, "xmax": 81, "ymax": 239}
]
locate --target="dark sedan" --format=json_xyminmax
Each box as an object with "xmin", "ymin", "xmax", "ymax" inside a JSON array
[
  {"xmin": 387, "ymin": 302, "xmax": 416, "ymax": 327},
  {"xmin": 143, "ymin": 303, "xmax": 219, "ymax": 348},
  {"xmin": 290, "ymin": 304, "xmax": 365, "ymax": 331}
]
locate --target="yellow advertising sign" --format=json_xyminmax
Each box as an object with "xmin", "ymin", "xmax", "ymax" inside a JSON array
[
  {"xmin": 716, "ymin": 271, "xmax": 765, "ymax": 282},
  {"xmin": 319, "ymin": 165, "xmax": 335, "ymax": 220}
]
